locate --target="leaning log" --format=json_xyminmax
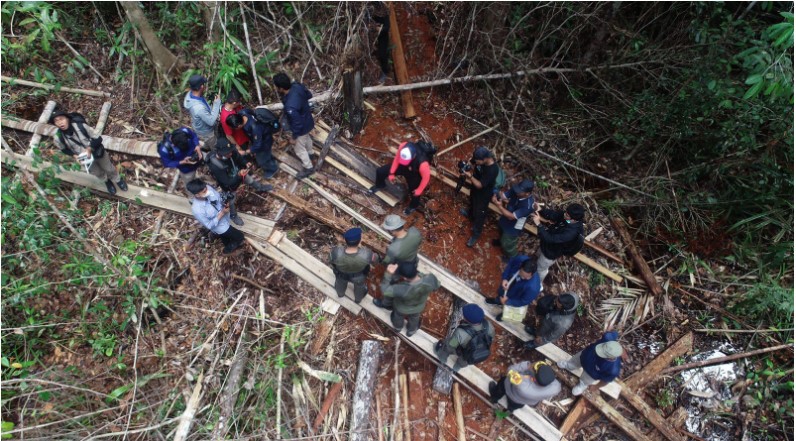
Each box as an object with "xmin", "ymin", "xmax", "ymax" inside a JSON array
[
  {"xmin": 343, "ymin": 70, "xmax": 365, "ymax": 134},
  {"xmin": 27, "ymin": 100, "xmax": 57, "ymax": 155},
  {"xmin": 1, "ymin": 76, "xmax": 111, "ymax": 97},
  {"xmin": 387, "ymin": 2, "xmax": 416, "ymax": 118},
  {"xmin": 432, "ymin": 297, "xmax": 465, "ymax": 394},
  {"xmin": 610, "ymin": 217, "xmax": 663, "ymax": 296},
  {"xmin": 350, "ymin": 340, "xmax": 384, "ymax": 441}
]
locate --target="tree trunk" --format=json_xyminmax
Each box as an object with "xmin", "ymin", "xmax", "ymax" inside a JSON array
[
  {"xmin": 343, "ymin": 70, "xmax": 365, "ymax": 135},
  {"xmin": 121, "ymin": 1, "xmax": 180, "ymax": 78},
  {"xmin": 350, "ymin": 340, "xmax": 384, "ymax": 441},
  {"xmin": 387, "ymin": 2, "xmax": 416, "ymax": 118},
  {"xmin": 200, "ymin": 1, "xmax": 222, "ymax": 42}
]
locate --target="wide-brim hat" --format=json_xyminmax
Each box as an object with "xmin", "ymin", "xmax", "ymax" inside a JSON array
[
  {"xmin": 595, "ymin": 341, "xmax": 623, "ymax": 359},
  {"xmin": 381, "ymin": 214, "xmax": 406, "ymax": 231}
]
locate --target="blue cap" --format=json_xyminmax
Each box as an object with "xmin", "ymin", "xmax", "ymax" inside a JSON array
[
  {"xmin": 343, "ymin": 227, "xmax": 362, "ymax": 243},
  {"xmin": 462, "ymin": 304, "xmax": 484, "ymax": 323}
]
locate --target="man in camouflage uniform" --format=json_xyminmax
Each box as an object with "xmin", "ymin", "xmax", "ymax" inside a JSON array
[
  {"xmin": 375, "ymin": 261, "xmax": 440, "ymax": 337},
  {"xmin": 329, "ymin": 228, "xmax": 378, "ymax": 304},
  {"xmin": 434, "ymin": 304, "xmax": 495, "ymax": 371},
  {"xmin": 380, "ymin": 214, "xmax": 422, "ymax": 268}
]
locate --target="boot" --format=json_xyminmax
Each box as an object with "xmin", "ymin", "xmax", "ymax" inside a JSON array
[
  {"xmin": 105, "ymin": 179, "xmax": 117, "ymax": 195},
  {"xmin": 117, "ymin": 179, "xmax": 128, "ymax": 191},
  {"xmin": 296, "ymin": 167, "xmax": 315, "ymax": 179},
  {"xmin": 252, "ymin": 181, "xmax": 273, "ymax": 192},
  {"xmin": 466, "ymin": 235, "xmax": 478, "ymax": 248},
  {"xmin": 231, "ymin": 215, "xmax": 245, "ymax": 226}
]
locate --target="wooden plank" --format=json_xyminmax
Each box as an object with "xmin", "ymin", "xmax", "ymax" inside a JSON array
[
  {"xmin": 315, "ymin": 124, "xmax": 339, "ymax": 171},
  {"xmin": 452, "ymin": 384, "xmax": 466, "ymax": 441},
  {"xmin": 559, "ymin": 399, "xmax": 589, "ymax": 438},
  {"xmin": 320, "ymin": 298, "xmax": 341, "ymax": 315},
  {"xmin": 620, "ymin": 388, "xmax": 686, "ymax": 441},
  {"xmin": 387, "ymin": 2, "xmax": 416, "ymax": 118}
]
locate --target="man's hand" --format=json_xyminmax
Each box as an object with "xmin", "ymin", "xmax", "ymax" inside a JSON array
[
  {"xmin": 388, "ymin": 174, "xmax": 396, "ymax": 183},
  {"xmin": 532, "ymin": 212, "xmax": 541, "ymax": 226},
  {"xmin": 499, "ymin": 296, "xmax": 508, "ymax": 305},
  {"xmin": 219, "ymin": 205, "xmax": 230, "ymax": 218},
  {"xmin": 413, "ymin": 189, "xmax": 422, "ymax": 197},
  {"xmin": 501, "ymin": 279, "xmax": 510, "ymax": 291},
  {"xmin": 239, "ymin": 169, "xmax": 249, "ymax": 177},
  {"xmin": 386, "ymin": 263, "xmax": 398, "ymax": 274},
  {"xmin": 214, "ymin": 94, "xmax": 221, "ymax": 102},
  {"xmin": 491, "ymin": 194, "xmax": 500, "ymax": 204}
]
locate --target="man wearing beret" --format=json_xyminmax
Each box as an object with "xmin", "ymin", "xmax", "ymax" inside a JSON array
[
  {"xmin": 557, "ymin": 331, "xmax": 624, "ymax": 396},
  {"xmin": 434, "ymin": 304, "xmax": 495, "ymax": 371},
  {"xmin": 489, "ymin": 361, "xmax": 561, "ymax": 411},
  {"xmin": 532, "ymin": 203, "xmax": 586, "ymax": 283},
  {"xmin": 183, "ymin": 74, "xmax": 221, "ymax": 151},
  {"xmin": 460, "ymin": 146, "xmax": 500, "ymax": 248},
  {"xmin": 524, "ymin": 292, "xmax": 579, "ymax": 351},
  {"xmin": 380, "ymin": 214, "xmax": 422, "ymax": 270},
  {"xmin": 329, "ymin": 228, "xmax": 379, "ymax": 303},
  {"xmin": 375, "ymin": 261, "xmax": 440, "ymax": 337},
  {"xmin": 492, "ymin": 179, "xmax": 535, "ymax": 260}
]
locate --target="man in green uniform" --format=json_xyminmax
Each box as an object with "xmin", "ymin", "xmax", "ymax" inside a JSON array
[
  {"xmin": 434, "ymin": 304, "xmax": 495, "ymax": 371},
  {"xmin": 380, "ymin": 214, "xmax": 422, "ymax": 268},
  {"xmin": 329, "ymin": 228, "xmax": 378, "ymax": 303},
  {"xmin": 375, "ymin": 261, "xmax": 440, "ymax": 337}
]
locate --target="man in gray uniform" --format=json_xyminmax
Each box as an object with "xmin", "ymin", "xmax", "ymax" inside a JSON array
[
  {"xmin": 434, "ymin": 304, "xmax": 495, "ymax": 371},
  {"xmin": 381, "ymin": 214, "xmax": 422, "ymax": 268},
  {"xmin": 329, "ymin": 228, "xmax": 378, "ymax": 303},
  {"xmin": 489, "ymin": 361, "xmax": 561, "ymax": 411},
  {"xmin": 375, "ymin": 261, "xmax": 440, "ymax": 337},
  {"xmin": 524, "ymin": 292, "xmax": 579, "ymax": 351}
]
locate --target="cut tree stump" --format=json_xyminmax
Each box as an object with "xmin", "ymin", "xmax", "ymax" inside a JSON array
[
  {"xmin": 344, "ymin": 69, "xmax": 365, "ymax": 134},
  {"xmin": 350, "ymin": 340, "xmax": 384, "ymax": 441},
  {"xmin": 432, "ymin": 297, "xmax": 465, "ymax": 394}
]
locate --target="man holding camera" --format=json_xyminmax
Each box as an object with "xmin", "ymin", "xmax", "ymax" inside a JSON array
[
  {"xmin": 492, "ymin": 179, "xmax": 535, "ymax": 260},
  {"xmin": 51, "ymin": 110, "xmax": 127, "ymax": 195},
  {"xmin": 157, "ymin": 127, "xmax": 204, "ymax": 190},
  {"xmin": 207, "ymin": 139, "xmax": 273, "ymax": 226},
  {"xmin": 187, "ymin": 179, "xmax": 245, "ymax": 255},
  {"xmin": 459, "ymin": 146, "xmax": 500, "ymax": 248}
]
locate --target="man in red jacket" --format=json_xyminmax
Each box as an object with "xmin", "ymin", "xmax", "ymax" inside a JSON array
[{"xmin": 370, "ymin": 141, "xmax": 432, "ymax": 215}]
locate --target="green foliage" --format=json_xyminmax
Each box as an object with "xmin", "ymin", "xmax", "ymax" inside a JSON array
[
  {"xmin": 745, "ymin": 357, "xmax": 794, "ymax": 423},
  {"xmin": 729, "ymin": 279, "xmax": 794, "ymax": 331},
  {"xmin": 201, "ymin": 41, "xmax": 252, "ymax": 100}
]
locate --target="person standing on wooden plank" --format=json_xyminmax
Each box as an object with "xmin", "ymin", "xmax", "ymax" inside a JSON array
[
  {"xmin": 219, "ymin": 90, "xmax": 250, "ymax": 156},
  {"xmin": 157, "ymin": 127, "xmax": 204, "ymax": 190},
  {"xmin": 187, "ymin": 179, "xmax": 245, "ymax": 255},
  {"xmin": 459, "ymin": 146, "xmax": 500, "ymax": 248},
  {"xmin": 488, "ymin": 361, "xmax": 561, "ymax": 411},
  {"xmin": 375, "ymin": 261, "xmax": 440, "ymax": 337},
  {"xmin": 531, "ymin": 203, "xmax": 586, "ymax": 283},
  {"xmin": 206, "ymin": 139, "xmax": 273, "ymax": 226},
  {"xmin": 273, "ymin": 73, "xmax": 316, "ymax": 179},
  {"xmin": 491, "ymin": 179, "xmax": 535, "ymax": 261},
  {"xmin": 225, "ymin": 109, "xmax": 280, "ymax": 179},
  {"xmin": 51, "ymin": 110, "xmax": 128, "ymax": 195},
  {"xmin": 183, "ymin": 74, "xmax": 221, "ymax": 151},
  {"xmin": 330, "ymin": 228, "xmax": 379, "ymax": 304},
  {"xmin": 379, "ymin": 215, "xmax": 422, "ymax": 270},
  {"xmin": 557, "ymin": 331, "xmax": 624, "ymax": 396},
  {"xmin": 523, "ymin": 292, "xmax": 579, "ymax": 351},
  {"xmin": 484, "ymin": 255, "xmax": 541, "ymax": 322},
  {"xmin": 434, "ymin": 304, "xmax": 495, "ymax": 372},
  {"xmin": 370, "ymin": 141, "xmax": 434, "ymax": 215}
]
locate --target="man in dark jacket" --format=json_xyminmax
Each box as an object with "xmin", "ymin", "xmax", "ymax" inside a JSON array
[
  {"xmin": 460, "ymin": 146, "xmax": 500, "ymax": 247},
  {"xmin": 485, "ymin": 255, "xmax": 541, "ymax": 322},
  {"xmin": 207, "ymin": 139, "xmax": 272, "ymax": 226},
  {"xmin": 274, "ymin": 73, "xmax": 316, "ymax": 179},
  {"xmin": 492, "ymin": 179, "xmax": 535, "ymax": 259},
  {"xmin": 157, "ymin": 127, "xmax": 203, "ymax": 189},
  {"xmin": 225, "ymin": 110, "xmax": 279, "ymax": 179},
  {"xmin": 532, "ymin": 203, "xmax": 585, "ymax": 283},
  {"xmin": 51, "ymin": 110, "xmax": 127, "ymax": 195},
  {"xmin": 557, "ymin": 331, "xmax": 623, "ymax": 396},
  {"xmin": 524, "ymin": 292, "xmax": 579, "ymax": 351}
]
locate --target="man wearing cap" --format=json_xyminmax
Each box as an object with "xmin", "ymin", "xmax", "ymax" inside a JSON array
[
  {"xmin": 375, "ymin": 261, "xmax": 440, "ymax": 337},
  {"xmin": 225, "ymin": 110, "xmax": 279, "ymax": 179},
  {"xmin": 489, "ymin": 361, "xmax": 562, "ymax": 411},
  {"xmin": 157, "ymin": 127, "xmax": 203, "ymax": 190},
  {"xmin": 492, "ymin": 179, "xmax": 535, "ymax": 259},
  {"xmin": 380, "ymin": 214, "xmax": 422, "ymax": 268},
  {"xmin": 220, "ymin": 90, "xmax": 250, "ymax": 155},
  {"xmin": 370, "ymin": 141, "xmax": 432, "ymax": 215},
  {"xmin": 523, "ymin": 292, "xmax": 579, "ymax": 351},
  {"xmin": 51, "ymin": 110, "xmax": 128, "ymax": 195},
  {"xmin": 186, "ymin": 179, "xmax": 245, "ymax": 255},
  {"xmin": 273, "ymin": 73, "xmax": 316, "ymax": 179},
  {"xmin": 207, "ymin": 138, "xmax": 273, "ymax": 226},
  {"xmin": 531, "ymin": 203, "xmax": 586, "ymax": 283},
  {"xmin": 557, "ymin": 331, "xmax": 623, "ymax": 396},
  {"xmin": 485, "ymin": 255, "xmax": 541, "ymax": 322},
  {"xmin": 329, "ymin": 228, "xmax": 379, "ymax": 303},
  {"xmin": 183, "ymin": 74, "xmax": 221, "ymax": 150},
  {"xmin": 434, "ymin": 304, "xmax": 495, "ymax": 371},
  {"xmin": 460, "ymin": 146, "xmax": 500, "ymax": 248}
]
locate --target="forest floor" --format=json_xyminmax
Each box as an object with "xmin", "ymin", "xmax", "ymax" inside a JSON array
[{"xmin": 1, "ymin": 3, "xmax": 790, "ymax": 441}]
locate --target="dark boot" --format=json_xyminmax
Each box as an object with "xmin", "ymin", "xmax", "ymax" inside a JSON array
[
  {"xmin": 466, "ymin": 235, "xmax": 478, "ymax": 248},
  {"xmin": 251, "ymin": 181, "xmax": 273, "ymax": 192},
  {"xmin": 117, "ymin": 179, "xmax": 128, "ymax": 191},
  {"xmin": 524, "ymin": 325, "xmax": 536, "ymax": 336},
  {"xmin": 296, "ymin": 167, "xmax": 315, "ymax": 179},
  {"xmin": 105, "ymin": 179, "xmax": 117, "ymax": 195}
]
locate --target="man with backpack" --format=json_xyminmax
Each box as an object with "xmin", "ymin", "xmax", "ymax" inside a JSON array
[
  {"xmin": 51, "ymin": 110, "xmax": 128, "ymax": 195},
  {"xmin": 329, "ymin": 228, "xmax": 379, "ymax": 304},
  {"xmin": 219, "ymin": 90, "xmax": 249, "ymax": 155},
  {"xmin": 157, "ymin": 127, "xmax": 204, "ymax": 189},
  {"xmin": 273, "ymin": 73, "xmax": 316, "ymax": 179},
  {"xmin": 225, "ymin": 108, "xmax": 280, "ymax": 179},
  {"xmin": 183, "ymin": 74, "xmax": 221, "ymax": 150},
  {"xmin": 207, "ymin": 139, "xmax": 273, "ymax": 226},
  {"xmin": 376, "ymin": 261, "xmax": 440, "ymax": 337},
  {"xmin": 459, "ymin": 146, "xmax": 501, "ymax": 247},
  {"xmin": 492, "ymin": 179, "xmax": 535, "ymax": 260},
  {"xmin": 531, "ymin": 203, "xmax": 586, "ymax": 283},
  {"xmin": 524, "ymin": 292, "xmax": 579, "ymax": 351},
  {"xmin": 370, "ymin": 141, "xmax": 434, "ymax": 215},
  {"xmin": 485, "ymin": 255, "xmax": 541, "ymax": 322},
  {"xmin": 434, "ymin": 304, "xmax": 495, "ymax": 372}
]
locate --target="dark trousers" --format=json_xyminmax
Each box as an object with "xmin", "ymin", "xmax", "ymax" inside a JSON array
[
  {"xmin": 334, "ymin": 272, "xmax": 368, "ymax": 303},
  {"xmin": 375, "ymin": 164, "xmax": 421, "ymax": 209},
  {"xmin": 490, "ymin": 376, "xmax": 525, "ymax": 412},
  {"xmin": 253, "ymin": 148, "xmax": 278, "ymax": 174},
  {"xmin": 391, "ymin": 310, "xmax": 421, "ymax": 334},
  {"xmin": 219, "ymin": 226, "xmax": 244, "ymax": 253},
  {"xmin": 469, "ymin": 192, "xmax": 491, "ymax": 238}
]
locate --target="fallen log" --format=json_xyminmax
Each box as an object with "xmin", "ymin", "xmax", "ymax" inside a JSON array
[
  {"xmin": 1, "ymin": 75, "xmax": 111, "ymax": 97},
  {"xmin": 452, "ymin": 383, "xmax": 466, "ymax": 441},
  {"xmin": 436, "ymin": 126, "xmax": 498, "ymax": 158},
  {"xmin": 437, "ymin": 402, "xmax": 446, "ymax": 441},
  {"xmin": 432, "ymin": 297, "xmax": 465, "ymax": 394},
  {"xmin": 315, "ymin": 124, "xmax": 339, "ymax": 172},
  {"xmin": 313, "ymin": 382, "xmax": 344, "ymax": 432},
  {"xmin": 350, "ymin": 340, "xmax": 384, "ymax": 441},
  {"xmin": 660, "ymin": 343, "xmax": 792, "ymax": 375},
  {"xmin": 610, "ymin": 217, "xmax": 663, "ymax": 296},
  {"xmin": 95, "ymin": 101, "xmax": 113, "ymax": 135},
  {"xmin": 387, "ymin": 2, "xmax": 416, "ymax": 118},
  {"xmin": 173, "ymin": 373, "xmax": 204, "ymax": 441},
  {"xmin": 211, "ymin": 321, "xmax": 250, "ymax": 441},
  {"xmin": 27, "ymin": 101, "xmax": 57, "ymax": 155},
  {"xmin": 400, "ymin": 373, "xmax": 411, "ymax": 441}
]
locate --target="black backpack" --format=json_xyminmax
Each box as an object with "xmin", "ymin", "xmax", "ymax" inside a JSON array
[
  {"xmin": 253, "ymin": 108, "xmax": 281, "ymax": 131},
  {"xmin": 415, "ymin": 140, "xmax": 437, "ymax": 160},
  {"xmin": 56, "ymin": 112, "xmax": 105, "ymax": 158},
  {"xmin": 461, "ymin": 322, "xmax": 493, "ymax": 364}
]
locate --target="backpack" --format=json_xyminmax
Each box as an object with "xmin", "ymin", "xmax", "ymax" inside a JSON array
[
  {"xmin": 561, "ymin": 230, "xmax": 585, "ymax": 257},
  {"xmin": 56, "ymin": 112, "xmax": 105, "ymax": 158},
  {"xmin": 414, "ymin": 140, "xmax": 437, "ymax": 160},
  {"xmin": 460, "ymin": 323, "xmax": 493, "ymax": 364},
  {"xmin": 494, "ymin": 165, "xmax": 506, "ymax": 191},
  {"xmin": 253, "ymin": 108, "xmax": 281, "ymax": 131}
]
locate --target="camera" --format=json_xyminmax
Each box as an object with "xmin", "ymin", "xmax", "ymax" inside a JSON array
[
  {"xmin": 220, "ymin": 191, "xmax": 236, "ymax": 205},
  {"xmin": 188, "ymin": 150, "xmax": 201, "ymax": 163},
  {"xmin": 457, "ymin": 159, "xmax": 473, "ymax": 174}
]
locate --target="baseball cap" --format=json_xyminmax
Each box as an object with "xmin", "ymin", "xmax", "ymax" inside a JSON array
[
  {"xmin": 397, "ymin": 144, "xmax": 415, "ymax": 166},
  {"xmin": 188, "ymin": 74, "xmax": 207, "ymax": 91},
  {"xmin": 566, "ymin": 203, "xmax": 585, "ymax": 221},
  {"xmin": 215, "ymin": 138, "xmax": 234, "ymax": 155},
  {"xmin": 511, "ymin": 179, "xmax": 534, "ymax": 194},
  {"xmin": 472, "ymin": 146, "xmax": 492, "ymax": 160}
]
